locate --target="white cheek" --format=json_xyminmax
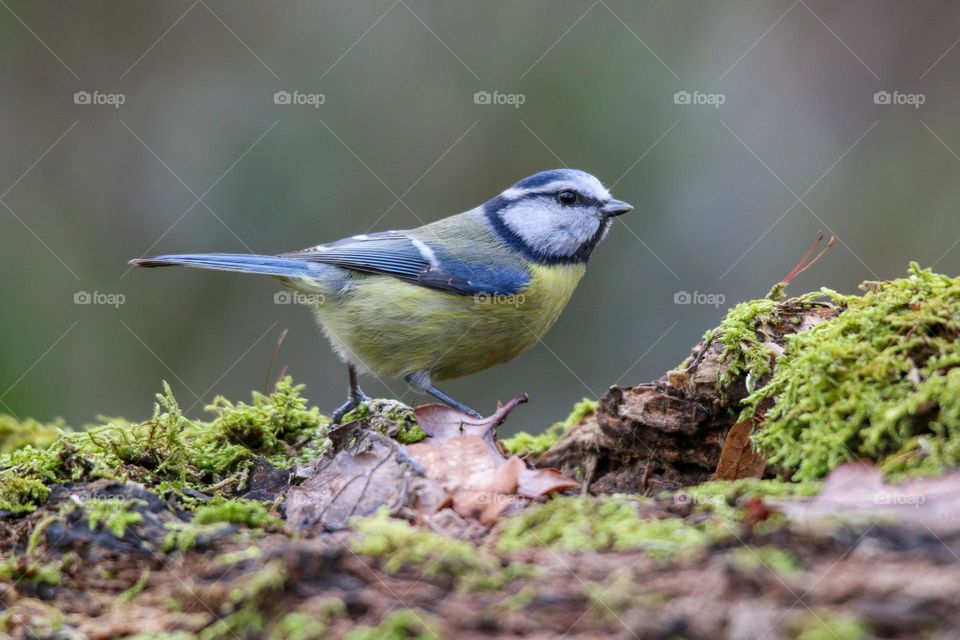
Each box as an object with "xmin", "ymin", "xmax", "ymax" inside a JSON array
[{"xmin": 502, "ymin": 203, "xmax": 600, "ymax": 257}]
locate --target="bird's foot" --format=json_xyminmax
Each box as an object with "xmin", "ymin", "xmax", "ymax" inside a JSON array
[{"xmin": 331, "ymin": 390, "xmax": 371, "ymax": 424}]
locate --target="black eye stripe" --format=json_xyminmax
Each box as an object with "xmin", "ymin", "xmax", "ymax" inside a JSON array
[{"xmin": 520, "ymin": 189, "xmax": 598, "ymax": 206}]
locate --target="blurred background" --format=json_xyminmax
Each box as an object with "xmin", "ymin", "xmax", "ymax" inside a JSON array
[{"xmin": 1, "ymin": 0, "xmax": 959, "ymax": 435}]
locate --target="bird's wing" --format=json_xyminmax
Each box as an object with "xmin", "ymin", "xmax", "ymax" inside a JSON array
[{"xmin": 280, "ymin": 231, "xmax": 529, "ymax": 296}]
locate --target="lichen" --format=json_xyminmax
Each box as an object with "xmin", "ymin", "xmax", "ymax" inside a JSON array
[
  {"xmin": 501, "ymin": 398, "xmax": 597, "ymax": 456},
  {"xmin": 495, "ymin": 495, "xmax": 719, "ymax": 560},
  {"xmin": 745, "ymin": 264, "xmax": 960, "ymax": 480},
  {"xmin": 0, "ymin": 377, "xmax": 331, "ymax": 514}
]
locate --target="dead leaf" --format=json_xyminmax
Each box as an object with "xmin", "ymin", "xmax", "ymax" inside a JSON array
[
  {"xmin": 713, "ymin": 419, "xmax": 766, "ymax": 480},
  {"xmin": 413, "ymin": 393, "xmax": 528, "ymax": 464},
  {"xmin": 408, "ymin": 395, "xmax": 577, "ymax": 525},
  {"xmin": 452, "ymin": 456, "xmax": 525, "ymax": 524},
  {"xmin": 406, "ymin": 436, "xmax": 499, "ymax": 495},
  {"xmin": 286, "ymin": 425, "xmax": 444, "ymax": 531},
  {"xmin": 517, "ymin": 464, "xmax": 579, "ymax": 499}
]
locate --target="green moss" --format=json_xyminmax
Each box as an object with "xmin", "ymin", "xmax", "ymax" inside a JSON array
[
  {"xmin": 205, "ymin": 377, "xmax": 329, "ymax": 463},
  {"xmin": 0, "ymin": 551, "xmax": 73, "ymax": 587},
  {"xmin": 745, "ymin": 265, "xmax": 960, "ymax": 480},
  {"xmin": 677, "ymin": 478, "xmax": 819, "ymax": 520},
  {"xmin": 501, "ymin": 398, "xmax": 597, "ymax": 456},
  {"xmin": 351, "ymin": 511, "xmax": 529, "ymax": 590},
  {"xmin": 343, "ymin": 610, "xmax": 441, "ymax": 640},
  {"xmin": 394, "ymin": 423, "xmax": 427, "ymax": 444},
  {"xmin": 120, "ymin": 568, "xmax": 151, "ymax": 602},
  {"xmin": 0, "ymin": 415, "xmax": 64, "ymax": 454},
  {"xmin": 192, "ymin": 497, "xmax": 282, "ymax": 529},
  {"xmin": 0, "ymin": 476, "xmax": 51, "ymax": 514},
  {"xmin": 84, "ymin": 497, "xmax": 146, "ymax": 538},
  {"xmin": 267, "ymin": 601, "xmax": 345, "ymax": 640},
  {"xmin": 268, "ymin": 612, "xmax": 327, "ymax": 640},
  {"xmin": 351, "ymin": 511, "xmax": 489, "ymax": 578},
  {"xmin": 728, "ymin": 546, "xmax": 801, "ymax": 575},
  {"xmin": 792, "ymin": 610, "xmax": 869, "ymax": 640},
  {"xmin": 713, "ymin": 297, "xmax": 780, "ymax": 394},
  {"xmin": 496, "ymin": 496, "xmax": 718, "ymax": 560},
  {"xmin": 161, "ymin": 521, "xmax": 222, "ymax": 553},
  {"xmin": 583, "ymin": 570, "xmax": 667, "ymax": 618},
  {"xmin": 0, "ymin": 377, "xmax": 331, "ymax": 514},
  {"xmin": 351, "ymin": 400, "xmax": 427, "ymax": 444}
]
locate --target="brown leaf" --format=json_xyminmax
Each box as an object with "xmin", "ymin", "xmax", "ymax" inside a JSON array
[
  {"xmin": 408, "ymin": 395, "xmax": 577, "ymax": 525},
  {"xmin": 517, "ymin": 464, "xmax": 579, "ymax": 499},
  {"xmin": 451, "ymin": 456, "xmax": 525, "ymax": 524},
  {"xmin": 406, "ymin": 436, "xmax": 499, "ymax": 495},
  {"xmin": 413, "ymin": 393, "xmax": 528, "ymax": 464},
  {"xmin": 286, "ymin": 425, "xmax": 444, "ymax": 531},
  {"xmin": 713, "ymin": 419, "xmax": 766, "ymax": 480}
]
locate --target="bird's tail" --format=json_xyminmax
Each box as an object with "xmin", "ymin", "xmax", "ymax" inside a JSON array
[{"xmin": 129, "ymin": 253, "xmax": 319, "ymax": 278}]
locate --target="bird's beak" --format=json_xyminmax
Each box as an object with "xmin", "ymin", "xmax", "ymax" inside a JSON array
[{"xmin": 601, "ymin": 199, "xmax": 633, "ymax": 218}]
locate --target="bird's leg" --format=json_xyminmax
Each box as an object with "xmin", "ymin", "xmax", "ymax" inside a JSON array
[
  {"xmin": 332, "ymin": 364, "xmax": 370, "ymax": 424},
  {"xmin": 405, "ymin": 371, "xmax": 483, "ymax": 419}
]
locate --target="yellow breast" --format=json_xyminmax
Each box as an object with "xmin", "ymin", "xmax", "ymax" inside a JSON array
[{"xmin": 311, "ymin": 263, "xmax": 586, "ymax": 381}]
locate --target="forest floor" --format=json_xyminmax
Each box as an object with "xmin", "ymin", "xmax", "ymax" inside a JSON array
[{"xmin": 3, "ymin": 264, "xmax": 960, "ymax": 639}]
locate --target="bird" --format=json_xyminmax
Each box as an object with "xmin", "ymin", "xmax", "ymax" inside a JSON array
[{"xmin": 130, "ymin": 169, "xmax": 633, "ymax": 423}]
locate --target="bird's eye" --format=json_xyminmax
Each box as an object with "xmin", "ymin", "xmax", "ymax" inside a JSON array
[{"xmin": 557, "ymin": 190, "xmax": 579, "ymax": 206}]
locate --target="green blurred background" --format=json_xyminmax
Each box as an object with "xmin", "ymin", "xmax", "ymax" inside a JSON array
[{"xmin": 2, "ymin": 1, "xmax": 959, "ymax": 434}]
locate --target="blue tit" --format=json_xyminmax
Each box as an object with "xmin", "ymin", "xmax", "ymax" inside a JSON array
[{"xmin": 131, "ymin": 169, "xmax": 632, "ymax": 422}]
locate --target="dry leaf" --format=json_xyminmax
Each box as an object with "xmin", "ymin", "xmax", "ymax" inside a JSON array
[
  {"xmin": 713, "ymin": 419, "xmax": 766, "ymax": 480},
  {"xmin": 286, "ymin": 425, "xmax": 444, "ymax": 531},
  {"xmin": 408, "ymin": 395, "xmax": 577, "ymax": 524}
]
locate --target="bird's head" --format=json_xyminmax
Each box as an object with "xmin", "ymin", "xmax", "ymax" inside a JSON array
[{"xmin": 482, "ymin": 169, "xmax": 632, "ymax": 264}]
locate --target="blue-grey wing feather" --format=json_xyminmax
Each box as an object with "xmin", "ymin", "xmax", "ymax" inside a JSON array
[{"xmin": 281, "ymin": 231, "xmax": 528, "ymax": 296}]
